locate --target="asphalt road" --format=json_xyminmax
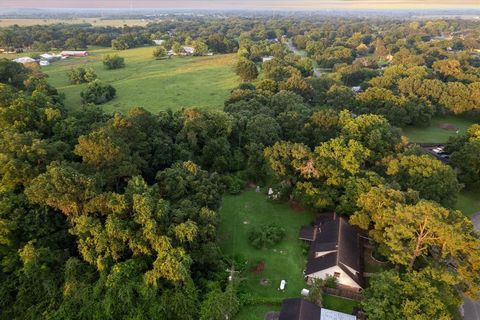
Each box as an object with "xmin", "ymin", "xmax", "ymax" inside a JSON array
[{"xmin": 463, "ymin": 212, "xmax": 480, "ymax": 320}]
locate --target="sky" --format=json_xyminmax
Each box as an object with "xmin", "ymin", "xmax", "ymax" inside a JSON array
[{"xmin": 1, "ymin": 0, "xmax": 479, "ymax": 10}]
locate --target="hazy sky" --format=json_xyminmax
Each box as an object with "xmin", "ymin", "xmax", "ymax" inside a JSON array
[{"xmin": 2, "ymin": 0, "xmax": 479, "ymax": 9}]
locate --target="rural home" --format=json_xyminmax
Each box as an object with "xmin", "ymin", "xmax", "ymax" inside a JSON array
[
  {"xmin": 60, "ymin": 50, "xmax": 89, "ymax": 57},
  {"xmin": 279, "ymin": 298, "xmax": 357, "ymax": 320},
  {"xmin": 300, "ymin": 213, "xmax": 363, "ymax": 291},
  {"xmin": 153, "ymin": 39, "xmax": 165, "ymax": 45},
  {"xmin": 182, "ymin": 46, "xmax": 195, "ymax": 55}
]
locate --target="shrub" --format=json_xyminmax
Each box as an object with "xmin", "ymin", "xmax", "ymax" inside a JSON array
[
  {"xmin": 103, "ymin": 54, "xmax": 125, "ymax": 70},
  {"xmin": 153, "ymin": 46, "xmax": 168, "ymax": 59},
  {"xmin": 222, "ymin": 174, "xmax": 245, "ymax": 195},
  {"xmin": 80, "ymin": 80, "xmax": 116, "ymax": 105},
  {"xmin": 248, "ymin": 223, "xmax": 285, "ymax": 249},
  {"xmin": 324, "ymin": 275, "xmax": 338, "ymax": 288},
  {"xmin": 67, "ymin": 66, "xmax": 97, "ymax": 84}
]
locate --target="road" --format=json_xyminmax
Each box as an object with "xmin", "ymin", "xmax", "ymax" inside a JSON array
[
  {"xmin": 284, "ymin": 40, "xmax": 323, "ymax": 78},
  {"xmin": 462, "ymin": 212, "xmax": 480, "ymax": 320}
]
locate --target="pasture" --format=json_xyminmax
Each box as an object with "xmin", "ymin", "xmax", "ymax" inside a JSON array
[{"xmin": 42, "ymin": 46, "xmax": 238, "ymax": 113}]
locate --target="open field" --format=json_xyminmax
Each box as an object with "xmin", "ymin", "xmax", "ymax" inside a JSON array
[
  {"xmin": 219, "ymin": 189, "xmax": 314, "ymax": 301},
  {"xmin": 41, "ymin": 47, "xmax": 238, "ymax": 113},
  {"xmin": 0, "ymin": 18, "xmax": 153, "ymax": 27},
  {"xmin": 402, "ymin": 115, "xmax": 478, "ymax": 143}
]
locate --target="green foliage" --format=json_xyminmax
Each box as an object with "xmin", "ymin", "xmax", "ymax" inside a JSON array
[
  {"xmin": 103, "ymin": 54, "xmax": 125, "ymax": 70},
  {"xmin": 67, "ymin": 66, "xmax": 97, "ymax": 84},
  {"xmin": 80, "ymin": 80, "xmax": 116, "ymax": 105},
  {"xmin": 153, "ymin": 46, "xmax": 168, "ymax": 59},
  {"xmin": 385, "ymin": 154, "xmax": 460, "ymax": 206},
  {"xmin": 307, "ymin": 279, "xmax": 323, "ymax": 307},
  {"xmin": 235, "ymin": 58, "xmax": 258, "ymax": 82},
  {"xmin": 248, "ymin": 223, "xmax": 285, "ymax": 249},
  {"xmin": 362, "ymin": 269, "xmax": 460, "ymax": 320},
  {"xmin": 200, "ymin": 282, "xmax": 240, "ymax": 320}
]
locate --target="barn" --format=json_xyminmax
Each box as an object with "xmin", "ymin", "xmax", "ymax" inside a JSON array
[{"xmin": 60, "ymin": 51, "xmax": 89, "ymax": 57}]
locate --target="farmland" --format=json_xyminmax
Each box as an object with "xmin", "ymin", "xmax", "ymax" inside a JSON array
[{"xmin": 42, "ymin": 46, "xmax": 239, "ymax": 113}]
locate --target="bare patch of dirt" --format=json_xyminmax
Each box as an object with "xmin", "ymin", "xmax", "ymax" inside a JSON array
[
  {"xmin": 250, "ymin": 261, "xmax": 265, "ymax": 274},
  {"xmin": 289, "ymin": 199, "xmax": 304, "ymax": 213},
  {"xmin": 438, "ymin": 123, "xmax": 459, "ymax": 131}
]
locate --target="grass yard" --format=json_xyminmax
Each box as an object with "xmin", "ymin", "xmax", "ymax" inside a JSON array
[
  {"xmin": 455, "ymin": 188, "xmax": 480, "ymax": 217},
  {"xmin": 402, "ymin": 115, "xmax": 477, "ymax": 143},
  {"xmin": 322, "ymin": 295, "xmax": 360, "ymax": 314},
  {"xmin": 235, "ymin": 304, "xmax": 281, "ymax": 320},
  {"xmin": 219, "ymin": 189, "xmax": 314, "ymax": 301},
  {"xmin": 42, "ymin": 46, "xmax": 238, "ymax": 113}
]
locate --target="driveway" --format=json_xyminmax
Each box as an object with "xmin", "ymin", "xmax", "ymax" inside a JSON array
[{"xmin": 463, "ymin": 212, "xmax": 480, "ymax": 320}]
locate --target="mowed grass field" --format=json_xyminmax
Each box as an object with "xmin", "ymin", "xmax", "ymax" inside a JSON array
[
  {"xmin": 42, "ymin": 46, "xmax": 239, "ymax": 113},
  {"xmin": 219, "ymin": 190, "xmax": 313, "ymax": 300},
  {"xmin": 401, "ymin": 115, "xmax": 477, "ymax": 143}
]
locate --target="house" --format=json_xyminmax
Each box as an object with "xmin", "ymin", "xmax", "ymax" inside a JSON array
[
  {"xmin": 351, "ymin": 86, "xmax": 362, "ymax": 94},
  {"xmin": 13, "ymin": 57, "xmax": 36, "ymax": 64},
  {"xmin": 39, "ymin": 53, "xmax": 61, "ymax": 61},
  {"xmin": 182, "ymin": 46, "xmax": 195, "ymax": 55},
  {"xmin": 301, "ymin": 213, "xmax": 363, "ymax": 291},
  {"xmin": 60, "ymin": 51, "xmax": 88, "ymax": 57},
  {"xmin": 153, "ymin": 39, "xmax": 165, "ymax": 45},
  {"xmin": 279, "ymin": 298, "xmax": 357, "ymax": 320},
  {"xmin": 262, "ymin": 56, "xmax": 274, "ymax": 62}
]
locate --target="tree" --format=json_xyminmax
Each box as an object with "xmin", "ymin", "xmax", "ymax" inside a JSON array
[
  {"xmin": 306, "ymin": 279, "xmax": 323, "ymax": 307},
  {"xmin": 192, "ymin": 40, "xmax": 208, "ymax": 56},
  {"xmin": 200, "ymin": 282, "xmax": 240, "ymax": 320},
  {"xmin": 153, "ymin": 46, "xmax": 168, "ymax": 59},
  {"xmin": 362, "ymin": 270, "xmax": 459, "ymax": 320},
  {"xmin": 385, "ymin": 154, "xmax": 460, "ymax": 206},
  {"xmin": 80, "ymin": 80, "xmax": 116, "ymax": 105},
  {"xmin": 111, "ymin": 38, "xmax": 129, "ymax": 50},
  {"xmin": 235, "ymin": 58, "xmax": 258, "ymax": 82},
  {"xmin": 103, "ymin": 54, "xmax": 125, "ymax": 70},
  {"xmin": 0, "ymin": 58, "xmax": 29, "ymax": 89},
  {"xmin": 67, "ymin": 66, "xmax": 97, "ymax": 84},
  {"xmin": 248, "ymin": 223, "xmax": 285, "ymax": 249},
  {"xmin": 351, "ymin": 186, "xmax": 480, "ymax": 297}
]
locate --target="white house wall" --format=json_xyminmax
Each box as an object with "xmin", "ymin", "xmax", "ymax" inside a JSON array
[{"xmin": 307, "ymin": 266, "xmax": 361, "ymax": 289}]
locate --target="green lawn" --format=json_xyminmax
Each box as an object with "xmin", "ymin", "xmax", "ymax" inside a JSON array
[
  {"xmin": 323, "ymin": 295, "xmax": 360, "ymax": 314},
  {"xmin": 455, "ymin": 188, "xmax": 480, "ymax": 217},
  {"xmin": 235, "ymin": 304, "xmax": 281, "ymax": 320},
  {"xmin": 42, "ymin": 46, "xmax": 239, "ymax": 113},
  {"xmin": 402, "ymin": 115, "xmax": 477, "ymax": 143},
  {"xmin": 219, "ymin": 189, "xmax": 314, "ymax": 301}
]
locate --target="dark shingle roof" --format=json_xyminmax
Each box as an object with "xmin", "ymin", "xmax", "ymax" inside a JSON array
[
  {"xmin": 279, "ymin": 298, "xmax": 321, "ymax": 320},
  {"xmin": 304, "ymin": 214, "xmax": 363, "ymax": 288},
  {"xmin": 299, "ymin": 225, "xmax": 316, "ymax": 241}
]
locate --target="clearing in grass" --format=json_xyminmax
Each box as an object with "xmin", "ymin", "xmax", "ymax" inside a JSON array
[{"xmin": 43, "ymin": 46, "xmax": 239, "ymax": 113}]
